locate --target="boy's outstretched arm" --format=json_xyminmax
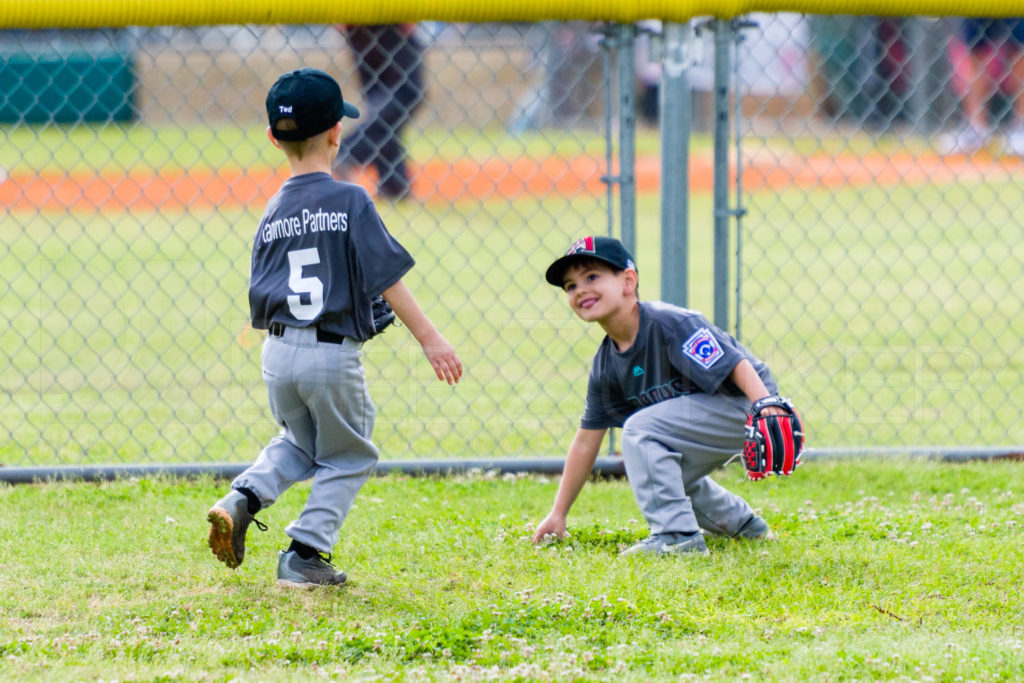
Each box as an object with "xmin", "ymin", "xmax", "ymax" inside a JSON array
[
  {"xmin": 381, "ymin": 279, "xmax": 463, "ymax": 385},
  {"xmin": 531, "ymin": 427, "xmax": 606, "ymax": 543}
]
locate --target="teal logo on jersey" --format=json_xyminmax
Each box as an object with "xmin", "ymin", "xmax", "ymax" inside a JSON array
[{"xmin": 632, "ymin": 365, "xmax": 644, "ymax": 376}]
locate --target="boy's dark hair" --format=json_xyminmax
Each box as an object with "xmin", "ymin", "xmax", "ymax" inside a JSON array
[
  {"xmin": 559, "ymin": 256, "xmax": 623, "ymax": 280},
  {"xmin": 273, "ymin": 120, "xmax": 327, "ymax": 161}
]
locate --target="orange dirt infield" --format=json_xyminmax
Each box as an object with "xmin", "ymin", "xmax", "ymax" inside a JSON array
[{"xmin": 1, "ymin": 151, "xmax": 1019, "ymax": 214}]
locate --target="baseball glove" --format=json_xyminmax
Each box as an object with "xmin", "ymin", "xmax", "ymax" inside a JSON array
[
  {"xmin": 370, "ymin": 295, "xmax": 396, "ymax": 337},
  {"xmin": 742, "ymin": 395, "xmax": 804, "ymax": 481}
]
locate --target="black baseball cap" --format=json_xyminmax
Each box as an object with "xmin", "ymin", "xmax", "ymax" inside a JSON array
[
  {"xmin": 545, "ymin": 235, "xmax": 638, "ymax": 286},
  {"xmin": 266, "ymin": 68, "xmax": 360, "ymax": 141}
]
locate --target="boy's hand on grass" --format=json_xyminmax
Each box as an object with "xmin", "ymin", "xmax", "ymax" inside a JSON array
[{"xmin": 531, "ymin": 514, "xmax": 567, "ymax": 544}]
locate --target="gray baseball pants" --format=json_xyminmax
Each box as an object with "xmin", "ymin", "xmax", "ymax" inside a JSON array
[
  {"xmin": 232, "ymin": 326, "xmax": 378, "ymax": 553},
  {"xmin": 620, "ymin": 392, "xmax": 757, "ymax": 536}
]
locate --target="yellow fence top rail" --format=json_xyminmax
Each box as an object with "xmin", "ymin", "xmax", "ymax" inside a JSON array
[{"xmin": 1, "ymin": 0, "xmax": 1022, "ymax": 29}]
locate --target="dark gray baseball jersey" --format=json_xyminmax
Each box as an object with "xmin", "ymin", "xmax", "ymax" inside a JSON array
[
  {"xmin": 580, "ymin": 301, "xmax": 776, "ymax": 430},
  {"xmin": 249, "ymin": 172, "xmax": 414, "ymax": 342}
]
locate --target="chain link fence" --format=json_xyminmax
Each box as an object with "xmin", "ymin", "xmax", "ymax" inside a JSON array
[
  {"xmin": 1, "ymin": 23, "xmax": 616, "ymax": 467},
  {"xmin": 1, "ymin": 17, "xmax": 1021, "ymax": 468},
  {"xmin": 719, "ymin": 15, "xmax": 1024, "ymax": 448}
]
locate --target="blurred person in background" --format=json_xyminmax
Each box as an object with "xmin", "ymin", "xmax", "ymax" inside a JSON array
[
  {"xmin": 635, "ymin": 20, "xmax": 662, "ymax": 125},
  {"xmin": 940, "ymin": 18, "xmax": 1024, "ymax": 155},
  {"xmin": 332, "ymin": 24, "xmax": 425, "ymax": 200}
]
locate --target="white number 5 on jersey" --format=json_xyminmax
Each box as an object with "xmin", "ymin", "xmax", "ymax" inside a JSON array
[{"xmin": 286, "ymin": 247, "xmax": 324, "ymax": 320}]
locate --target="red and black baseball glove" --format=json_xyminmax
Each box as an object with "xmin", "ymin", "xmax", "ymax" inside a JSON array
[{"xmin": 742, "ymin": 395, "xmax": 804, "ymax": 481}]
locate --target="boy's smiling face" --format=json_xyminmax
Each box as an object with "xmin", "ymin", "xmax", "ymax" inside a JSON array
[{"xmin": 561, "ymin": 260, "xmax": 638, "ymax": 324}]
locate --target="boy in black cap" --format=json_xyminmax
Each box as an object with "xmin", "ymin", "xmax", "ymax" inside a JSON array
[
  {"xmin": 206, "ymin": 68, "xmax": 463, "ymax": 587},
  {"xmin": 531, "ymin": 236, "xmax": 799, "ymax": 555}
]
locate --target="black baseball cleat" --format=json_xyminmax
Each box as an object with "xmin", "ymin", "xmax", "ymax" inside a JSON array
[
  {"xmin": 276, "ymin": 550, "xmax": 348, "ymax": 588},
  {"xmin": 206, "ymin": 490, "xmax": 266, "ymax": 569}
]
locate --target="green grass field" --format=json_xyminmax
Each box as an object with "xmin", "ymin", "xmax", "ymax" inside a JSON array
[
  {"xmin": 1, "ymin": 122, "xmax": 1022, "ymax": 467},
  {"xmin": 1, "ymin": 459, "xmax": 1022, "ymax": 681}
]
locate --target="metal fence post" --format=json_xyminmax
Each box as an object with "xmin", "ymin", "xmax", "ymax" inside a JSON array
[
  {"xmin": 712, "ymin": 19, "xmax": 732, "ymax": 329},
  {"xmin": 732, "ymin": 19, "xmax": 751, "ymax": 340},
  {"xmin": 660, "ymin": 22, "xmax": 690, "ymax": 307},
  {"xmin": 598, "ymin": 22, "xmax": 639, "ymax": 458},
  {"xmin": 618, "ymin": 23, "xmax": 637, "ymax": 257},
  {"xmin": 602, "ymin": 24, "xmax": 616, "ymax": 238}
]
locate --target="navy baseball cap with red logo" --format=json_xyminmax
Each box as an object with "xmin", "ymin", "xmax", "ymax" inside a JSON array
[
  {"xmin": 545, "ymin": 235, "xmax": 637, "ymax": 286},
  {"xmin": 266, "ymin": 68, "xmax": 360, "ymax": 141}
]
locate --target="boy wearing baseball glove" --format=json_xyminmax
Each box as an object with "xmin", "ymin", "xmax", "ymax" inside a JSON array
[
  {"xmin": 206, "ymin": 68, "xmax": 462, "ymax": 587},
  {"xmin": 531, "ymin": 236, "xmax": 802, "ymax": 555}
]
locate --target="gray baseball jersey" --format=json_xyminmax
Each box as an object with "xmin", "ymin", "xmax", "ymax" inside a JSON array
[
  {"xmin": 249, "ymin": 172, "xmax": 413, "ymax": 342},
  {"xmin": 581, "ymin": 301, "xmax": 780, "ymax": 537},
  {"xmin": 232, "ymin": 172, "xmax": 413, "ymax": 553},
  {"xmin": 581, "ymin": 301, "xmax": 776, "ymax": 430}
]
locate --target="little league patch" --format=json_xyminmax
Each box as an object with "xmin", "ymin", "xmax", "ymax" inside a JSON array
[{"xmin": 681, "ymin": 328, "xmax": 724, "ymax": 368}]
